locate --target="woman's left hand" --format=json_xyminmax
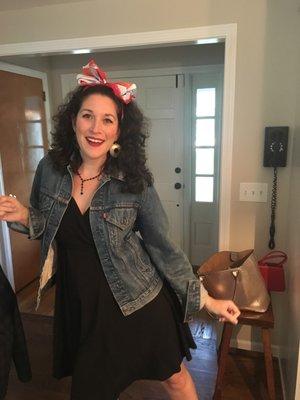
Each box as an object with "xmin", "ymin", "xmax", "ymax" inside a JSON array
[{"xmin": 204, "ymin": 295, "xmax": 241, "ymax": 325}]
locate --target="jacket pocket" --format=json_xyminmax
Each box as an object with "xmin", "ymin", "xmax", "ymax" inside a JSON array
[
  {"xmin": 105, "ymin": 207, "xmax": 154, "ymax": 285},
  {"xmin": 105, "ymin": 207, "xmax": 137, "ymax": 247}
]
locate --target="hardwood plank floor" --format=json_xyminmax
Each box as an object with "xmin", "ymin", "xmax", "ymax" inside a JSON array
[
  {"xmin": 6, "ymin": 311, "xmax": 283, "ymax": 400},
  {"xmin": 16, "ymin": 279, "xmax": 55, "ymax": 316}
]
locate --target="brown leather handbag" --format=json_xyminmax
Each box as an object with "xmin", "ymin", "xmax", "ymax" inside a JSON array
[{"xmin": 197, "ymin": 249, "xmax": 270, "ymax": 313}]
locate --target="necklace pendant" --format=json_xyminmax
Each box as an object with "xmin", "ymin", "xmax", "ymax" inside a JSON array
[{"xmin": 76, "ymin": 169, "xmax": 102, "ymax": 197}]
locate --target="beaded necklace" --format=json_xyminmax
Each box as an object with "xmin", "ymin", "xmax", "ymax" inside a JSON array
[{"xmin": 76, "ymin": 170, "xmax": 102, "ymax": 195}]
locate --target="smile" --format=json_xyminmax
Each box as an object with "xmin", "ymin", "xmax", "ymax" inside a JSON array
[{"xmin": 86, "ymin": 137, "xmax": 104, "ymax": 147}]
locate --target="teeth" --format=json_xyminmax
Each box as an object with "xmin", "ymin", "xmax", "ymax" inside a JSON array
[{"xmin": 87, "ymin": 137, "xmax": 103, "ymax": 143}]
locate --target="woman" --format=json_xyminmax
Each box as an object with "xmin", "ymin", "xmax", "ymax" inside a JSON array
[{"xmin": 0, "ymin": 60, "xmax": 240, "ymax": 400}]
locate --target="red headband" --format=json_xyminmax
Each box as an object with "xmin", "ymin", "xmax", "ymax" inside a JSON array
[{"xmin": 76, "ymin": 59, "xmax": 137, "ymax": 105}]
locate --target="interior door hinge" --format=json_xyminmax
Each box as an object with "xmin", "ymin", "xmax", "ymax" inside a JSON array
[{"xmin": 42, "ymin": 91, "xmax": 46, "ymax": 102}]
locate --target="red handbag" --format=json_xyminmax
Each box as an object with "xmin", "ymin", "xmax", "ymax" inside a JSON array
[{"xmin": 258, "ymin": 251, "xmax": 287, "ymax": 292}]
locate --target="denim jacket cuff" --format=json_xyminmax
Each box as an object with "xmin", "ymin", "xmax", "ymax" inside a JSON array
[
  {"xmin": 199, "ymin": 281, "xmax": 209, "ymax": 310},
  {"xmin": 183, "ymin": 279, "xmax": 201, "ymax": 323},
  {"xmin": 28, "ymin": 207, "xmax": 45, "ymax": 239},
  {"xmin": 7, "ymin": 207, "xmax": 45, "ymax": 239},
  {"xmin": 7, "ymin": 221, "xmax": 29, "ymax": 235}
]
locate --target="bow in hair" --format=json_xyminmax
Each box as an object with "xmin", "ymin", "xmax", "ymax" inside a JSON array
[{"xmin": 77, "ymin": 59, "xmax": 136, "ymax": 104}]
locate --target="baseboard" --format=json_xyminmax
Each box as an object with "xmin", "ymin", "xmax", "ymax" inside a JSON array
[{"xmin": 230, "ymin": 338, "xmax": 280, "ymax": 358}]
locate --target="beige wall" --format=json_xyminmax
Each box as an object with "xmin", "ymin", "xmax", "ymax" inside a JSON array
[
  {"xmin": 280, "ymin": 32, "xmax": 300, "ymax": 399},
  {"xmin": 261, "ymin": 3, "xmax": 300, "ymax": 399},
  {"xmin": 229, "ymin": 0, "xmax": 300, "ymax": 371},
  {"xmin": 283, "ymin": 114, "xmax": 300, "ymax": 399},
  {"xmin": 0, "ymin": 0, "xmax": 299, "ymax": 395},
  {"xmin": 0, "ymin": 0, "xmax": 267, "ymax": 44}
]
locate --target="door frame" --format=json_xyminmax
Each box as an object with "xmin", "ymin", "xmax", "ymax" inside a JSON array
[
  {"xmin": 0, "ymin": 24, "xmax": 237, "ymax": 252},
  {"xmin": 61, "ymin": 64, "xmax": 224, "ymax": 255},
  {"xmin": 0, "ymin": 154, "xmax": 15, "ymax": 287}
]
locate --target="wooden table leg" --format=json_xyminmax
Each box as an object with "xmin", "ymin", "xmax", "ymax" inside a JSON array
[
  {"xmin": 261, "ymin": 328, "xmax": 276, "ymax": 400},
  {"xmin": 213, "ymin": 323, "xmax": 234, "ymax": 400}
]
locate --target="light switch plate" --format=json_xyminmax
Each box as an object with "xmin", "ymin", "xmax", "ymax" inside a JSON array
[{"xmin": 239, "ymin": 183, "xmax": 268, "ymax": 202}]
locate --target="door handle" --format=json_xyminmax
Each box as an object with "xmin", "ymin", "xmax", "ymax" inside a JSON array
[{"xmin": 174, "ymin": 182, "xmax": 182, "ymax": 189}]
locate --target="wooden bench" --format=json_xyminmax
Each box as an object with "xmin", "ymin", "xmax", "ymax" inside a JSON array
[{"xmin": 213, "ymin": 303, "xmax": 275, "ymax": 400}]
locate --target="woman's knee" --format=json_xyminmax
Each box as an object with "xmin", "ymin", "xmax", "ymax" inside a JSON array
[{"xmin": 162, "ymin": 364, "xmax": 189, "ymax": 391}]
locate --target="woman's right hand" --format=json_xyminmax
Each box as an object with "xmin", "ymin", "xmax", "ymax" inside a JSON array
[
  {"xmin": 0, "ymin": 195, "xmax": 29, "ymax": 227},
  {"xmin": 204, "ymin": 295, "xmax": 241, "ymax": 325}
]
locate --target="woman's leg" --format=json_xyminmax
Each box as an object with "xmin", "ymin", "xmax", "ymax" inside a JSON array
[{"xmin": 162, "ymin": 362, "xmax": 198, "ymax": 400}]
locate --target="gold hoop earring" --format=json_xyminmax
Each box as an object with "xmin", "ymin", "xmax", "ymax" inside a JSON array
[{"xmin": 109, "ymin": 143, "xmax": 121, "ymax": 158}]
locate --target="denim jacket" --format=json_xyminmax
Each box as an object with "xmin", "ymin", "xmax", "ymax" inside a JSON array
[{"xmin": 9, "ymin": 155, "xmax": 207, "ymax": 322}]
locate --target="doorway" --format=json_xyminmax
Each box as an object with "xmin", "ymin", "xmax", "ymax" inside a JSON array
[
  {"xmin": 0, "ymin": 24, "xmax": 237, "ymax": 300},
  {"xmin": 60, "ymin": 59, "xmax": 224, "ymax": 257}
]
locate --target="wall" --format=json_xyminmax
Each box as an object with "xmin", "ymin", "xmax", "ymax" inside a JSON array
[
  {"xmin": 0, "ymin": 56, "xmax": 51, "ymax": 72},
  {"xmin": 0, "ymin": 0, "xmax": 267, "ymax": 44},
  {"xmin": 282, "ymin": 109, "xmax": 300, "ymax": 399},
  {"xmin": 279, "ymin": 26, "xmax": 300, "ymax": 399},
  {"xmin": 261, "ymin": 2, "xmax": 300, "ymax": 398},
  {"xmin": 0, "ymin": 0, "xmax": 299, "ymax": 394}
]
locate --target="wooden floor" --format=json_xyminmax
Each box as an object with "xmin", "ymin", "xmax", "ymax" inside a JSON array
[
  {"xmin": 6, "ymin": 281, "xmax": 284, "ymax": 400},
  {"xmin": 16, "ymin": 278, "xmax": 55, "ymax": 316}
]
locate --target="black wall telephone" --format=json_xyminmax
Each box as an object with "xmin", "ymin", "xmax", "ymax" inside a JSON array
[{"xmin": 263, "ymin": 126, "xmax": 289, "ymax": 249}]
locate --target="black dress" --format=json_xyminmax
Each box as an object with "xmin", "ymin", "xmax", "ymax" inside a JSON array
[{"xmin": 53, "ymin": 197, "xmax": 196, "ymax": 400}]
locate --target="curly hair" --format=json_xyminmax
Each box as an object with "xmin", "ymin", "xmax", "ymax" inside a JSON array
[{"xmin": 49, "ymin": 84, "xmax": 153, "ymax": 193}]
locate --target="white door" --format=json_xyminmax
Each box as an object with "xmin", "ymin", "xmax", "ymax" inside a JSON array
[
  {"xmin": 129, "ymin": 75, "xmax": 185, "ymax": 247},
  {"xmin": 189, "ymin": 71, "xmax": 223, "ymax": 265}
]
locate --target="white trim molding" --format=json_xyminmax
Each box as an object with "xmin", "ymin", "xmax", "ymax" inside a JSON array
[
  {"xmin": 0, "ymin": 23, "xmax": 237, "ymax": 251},
  {"xmin": 230, "ymin": 338, "xmax": 280, "ymax": 358},
  {"xmin": 218, "ymin": 26, "xmax": 237, "ymax": 250},
  {"xmin": 0, "ymin": 24, "xmax": 236, "ymax": 57},
  {"xmin": 0, "ymin": 154, "xmax": 14, "ymax": 289}
]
